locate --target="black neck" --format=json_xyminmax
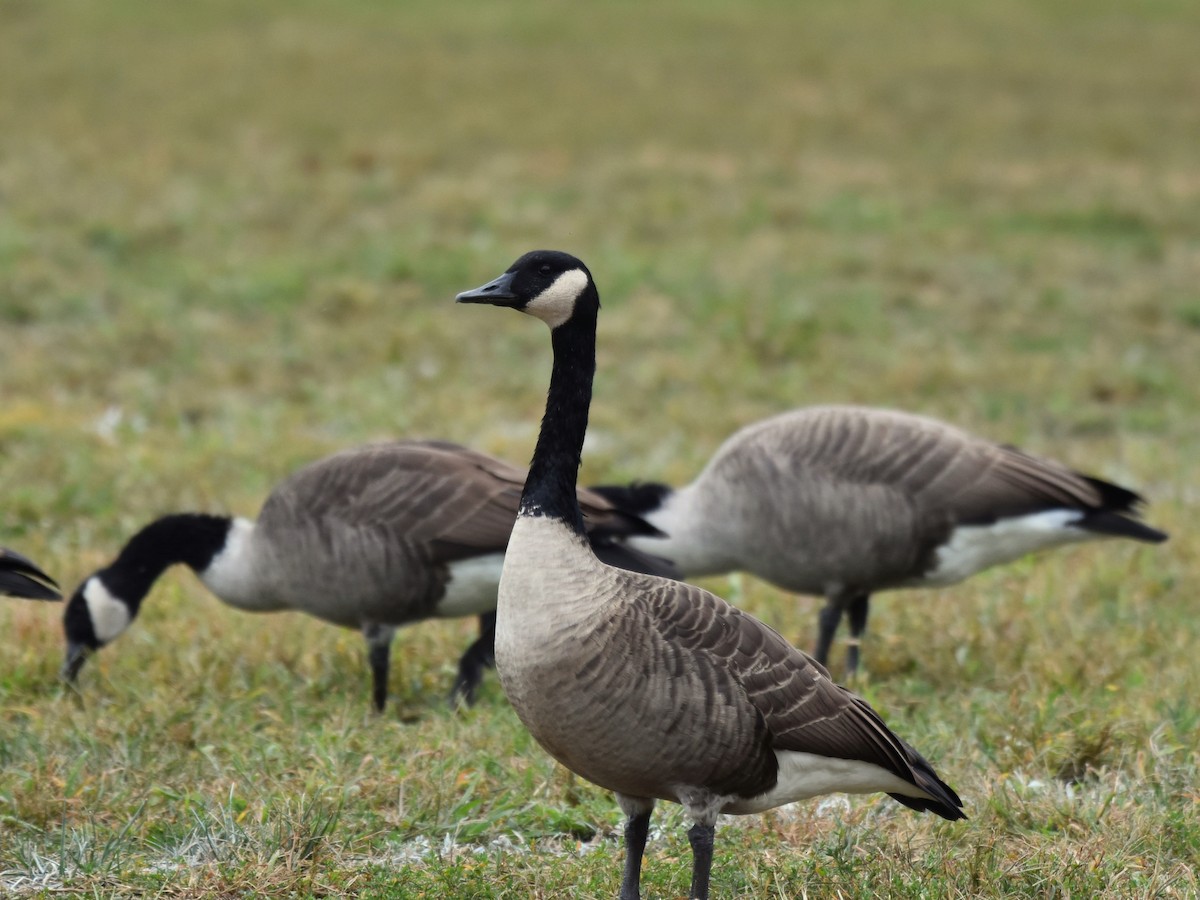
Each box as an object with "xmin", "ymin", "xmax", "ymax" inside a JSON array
[
  {"xmin": 100, "ymin": 513, "xmax": 233, "ymax": 613},
  {"xmin": 520, "ymin": 301, "xmax": 598, "ymax": 536}
]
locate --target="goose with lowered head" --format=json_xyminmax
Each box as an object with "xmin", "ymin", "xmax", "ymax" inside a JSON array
[{"xmin": 61, "ymin": 439, "xmax": 672, "ymax": 710}]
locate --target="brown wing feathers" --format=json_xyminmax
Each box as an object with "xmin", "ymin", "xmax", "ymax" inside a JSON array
[
  {"xmin": 634, "ymin": 577, "xmax": 962, "ymax": 817},
  {"xmin": 264, "ymin": 440, "xmax": 675, "ymax": 568},
  {"xmin": 777, "ymin": 408, "xmax": 1162, "ymax": 536}
]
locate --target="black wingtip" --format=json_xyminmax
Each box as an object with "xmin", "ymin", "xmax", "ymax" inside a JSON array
[
  {"xmin": 0, "ymin": 549, "xmax": 61, "ymax": 601},
  {"xmin": 889, "ymin": 746, "xmax": 966, "ymax": 821},
  {"xmin": 1079, "ymin": 475, "xmax": 1144, "ymax": 513},
  {"xmin": 1060, "ymin": 474, "xmax": 1167, "ymax": 544},
  {"xmin": 888, "ymin": 767, "xmax": 967, "ymax": 821},
  {"xmin": 1077, "ymin": 510, "xmax": 1169, "ymax": 544},
  {"xmin": 888, "ymin": 788, "xmax": 967, "ymax": 821}
]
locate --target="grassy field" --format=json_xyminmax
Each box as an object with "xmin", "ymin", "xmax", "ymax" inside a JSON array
[{"xmin": 1, "ymin": 0, "xmax": 1197, "ymax": 896}]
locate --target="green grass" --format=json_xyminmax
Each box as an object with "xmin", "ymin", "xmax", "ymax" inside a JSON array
[{"xmin": 1, "ymin": 0, "xmax": 1197, "ymax": 896}]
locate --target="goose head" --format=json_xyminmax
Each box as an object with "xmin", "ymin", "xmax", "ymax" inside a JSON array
[
  {"xmin": 455, "ymin": 250, "xmax": 596, "ymax": 329},
  {"xmin": 61, "ymin": 574, "xmax": 134, "ymax": 682}
]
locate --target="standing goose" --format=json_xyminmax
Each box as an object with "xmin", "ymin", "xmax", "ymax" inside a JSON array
[
  {"xmin": 457, "ymin": 251, "xmax": 964, "ymax": 900},
  {"xmin": 61, "ymin": 439, "xmax": 672, "ymax": 710},
  {"xmin": 591, "ymin": 406, "xmax": 1168, "ymax": 676},
  {"xmin": 1, "ymin": 546, "xmax": 60, "ymax": 600}
]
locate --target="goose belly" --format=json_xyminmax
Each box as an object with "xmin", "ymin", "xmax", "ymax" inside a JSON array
[
  {"xmin": 210, "ymin": 530, "xmax": 444, "ymax": 628},
  {"xmin": 722, "ymin": 750, "xmax": 927, "ymax": 815},
  {"xmin": 497, "ymin": 651, "xmax": 736, "ymax": 804},
  {"xmin": 921, "ymin": 509, "xmax": 1090, "ymax": 587},
  {"xmin": 435, "ymin": 554, "xmax": 505, "ymax": 617}
]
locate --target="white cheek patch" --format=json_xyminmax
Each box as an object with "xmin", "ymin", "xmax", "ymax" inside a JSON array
[
  {"xmin": 83, "ymin": 577, "xmax": 132, "ymax": 644},
  {"xmin": 524, "ymin": 268, "xmax": 588, "ymax": 328}
]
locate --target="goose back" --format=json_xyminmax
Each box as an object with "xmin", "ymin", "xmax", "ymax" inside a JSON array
[
  {"xmin": 240, "ymin": 439, "xmax": 663, "ymax": 627},
  {"xmin": 668, "ymin": 405, "xmax": 1162, "ymax": 593}
]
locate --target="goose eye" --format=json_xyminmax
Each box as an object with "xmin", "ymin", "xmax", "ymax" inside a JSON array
[{"xmin": 538, "ymin": 265, "xmax": 552, "ymax": 275}]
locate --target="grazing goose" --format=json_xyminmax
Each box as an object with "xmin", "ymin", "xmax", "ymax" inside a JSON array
[
  {"xmin": 61, "ymin": 439, "xmax": 673, "ymax": 710},
  {"xmin": 456, "ymin": 250, "xmax": 964, "ymax": 900},
  {"xmin": 592, "ymin": 405, "xmax": 1168, "ymax": 676},
  {"xmin": 1, "ymin": 546, "xmax": 60, "ymax": 600}
]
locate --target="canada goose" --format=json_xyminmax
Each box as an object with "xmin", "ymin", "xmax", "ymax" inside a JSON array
[
  {"xmin": 591, "ymin": 406, "xmax": 1169, "ymax": 676},
  {"xmin": 457, "ymin": 250, "xmax": 964, "ymax": 900},
  {"xmin": 1, "ymin": 546, "xmax": 60, "ymax": 600},
  {"xmin": 61, "ymin": 439, "xmax": 673, "ymax": 710}
]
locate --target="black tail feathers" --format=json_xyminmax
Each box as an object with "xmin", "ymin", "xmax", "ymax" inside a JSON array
[
  {"xmin": 588, "ymin": 481, "xmax": 673, "ymax": 517},
  {"xmin": 1074, "ymin": 476, "xmax": 1168, "ymax": 543}
]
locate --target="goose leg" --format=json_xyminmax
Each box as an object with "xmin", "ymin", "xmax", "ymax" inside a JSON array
[
  {"xmin": 362, "ymin": 623, "xmax": 396, "ymax": 713},
  {"xmin": 845, "ymin": 592, "xmax": 870, "ymax": 677},
  {"xmin": 813, "ymin": 593, "xmax": 846, "ymax": 666},
  {"xmin": 617, "ymin": 795, "xmax": 654, "ymax": 900},
  {"xmin": 449, "ymin": 612, "xmax": 497, "ymax": 707},
  {"xmin": 687, "ymin": 822, "xmax": 715, "ymax": 900}
]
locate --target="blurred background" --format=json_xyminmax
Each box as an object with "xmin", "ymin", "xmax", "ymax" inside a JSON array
[{"xmin": 0, "ymin": 1, "xmax": 1195, "ymax": 895}]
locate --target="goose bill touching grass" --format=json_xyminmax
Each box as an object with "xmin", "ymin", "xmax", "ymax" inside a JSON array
[
  {"xmin": 61, "ymin": 439, "xmax": 673, "ymax": 711},
  {"xmin": 457, "ymin": 250, "xmax": 965, "ymax": 900},
  {"xmin": 1, "ymin": 546, "xmax": 60, "ymax": 601},
  {"xmin": 590, "ymin": 406, "xmax": 1168, "ymax": 677}
]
